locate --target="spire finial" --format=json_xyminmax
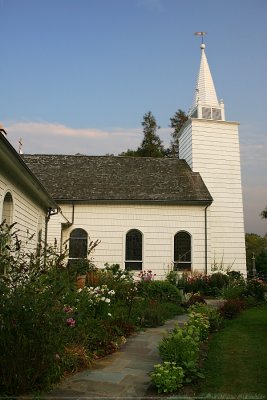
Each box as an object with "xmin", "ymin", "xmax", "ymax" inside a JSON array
[
  {"xmin": 194, "ymin": 31, "xmax": 207, "ymax": 47},
  {"xmin": 18, "ymin": 138, "xmax": 23, "ymax": 154}
]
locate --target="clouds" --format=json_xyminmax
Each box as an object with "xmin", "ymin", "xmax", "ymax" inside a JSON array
[
  {"xmin": 4, "ymin": 120, "xmax": 171, "ymax": 155},
  {"xmin": 240, "ymin": 132, "xmax": 267, "ymax": 171},
  {"xmin": 4, "ymin": 120, "xmax": 140, "ymax": 154}
]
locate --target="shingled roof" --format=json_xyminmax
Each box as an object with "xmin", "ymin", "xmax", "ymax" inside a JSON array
[{"xmin": 23, "ymin": 155, "xmax": 212, "ymax": 204}]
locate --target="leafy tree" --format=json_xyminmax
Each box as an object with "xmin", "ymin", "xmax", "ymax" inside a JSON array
[
  {"xmin": 119, "ymin": 111, "xmax": 165, "ymax": 157},
  {"xmin": 119, "ymin": 149, "xmax": 139, "ymax": 157},
  {"xmin": 169, "ymin": 109, "xmax": 188, "ymax": 157},
  {"xmin": 138, "ymin": 111, "xmax": 165, "ymax": 157},
  {"xmin": 261, "ymin": 206, "xmax": 267, "ymax": 219},
  {"xmin": 245, "ymin": 233, "xmax": 267, "ymax": 275}
]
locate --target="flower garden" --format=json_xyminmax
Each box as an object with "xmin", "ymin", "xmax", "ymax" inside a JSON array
[{"xmin": 0, "ymin": 221, "xmax": 266, "ymax": 396}]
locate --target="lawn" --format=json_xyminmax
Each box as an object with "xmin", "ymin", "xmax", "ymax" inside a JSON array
[{"xmin": 197, "ymin": 305, "xmax": 267, "ymax": 398}]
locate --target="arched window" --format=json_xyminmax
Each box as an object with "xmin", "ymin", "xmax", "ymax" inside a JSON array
[
  {"xmin": 174, "ymin": 231, "xmax": 191, "ymax": 271},
  {"xmin": 2, "ymin": 192, "xmax": 13, "ymax": 225},
  {"xmin": 69, "ymin": 228, "xmax": 88, "ymax": 260},
  {"xmin": 125, "ymin": 229, "xmax": 142, "ymax": 271}
]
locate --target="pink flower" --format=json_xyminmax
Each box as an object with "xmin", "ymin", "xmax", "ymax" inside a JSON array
[{"xmin": 66, "ymin": 318, "xmax": 76, "ymax": 327}]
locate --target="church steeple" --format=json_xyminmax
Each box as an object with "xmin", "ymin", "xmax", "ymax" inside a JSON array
[{"xmin": 189, "ymin": 42, "xmax": 225, "ymax": 121}]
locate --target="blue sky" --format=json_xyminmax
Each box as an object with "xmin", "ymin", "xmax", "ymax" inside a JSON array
[{"xmin": 1, "ymin": 0, "xmax": 266, "ymax": 236}]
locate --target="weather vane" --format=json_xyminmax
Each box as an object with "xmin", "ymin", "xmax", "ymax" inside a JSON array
[{"xmin": 194, "ymin": 32, "xmax": 207, "ymax": 44}]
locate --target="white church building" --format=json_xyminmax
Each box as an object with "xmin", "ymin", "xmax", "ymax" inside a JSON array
[{"xmin": 1, "ymin": 43, "xmax": 247, "ymax": 277}]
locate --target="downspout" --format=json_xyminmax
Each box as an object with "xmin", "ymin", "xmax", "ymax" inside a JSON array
[
  {"xmin": 44, "ymin": 207, "xmax": 58, "ymax": 266},
  {"xmin": 204, "ymin": 204, "xmax": 210, "ymax": 275},
  {"xmin": 60, "ymin": 202, "xmax": 75, "ymax": 251}
]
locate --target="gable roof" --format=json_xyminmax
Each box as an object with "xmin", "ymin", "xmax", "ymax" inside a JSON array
[
  {"xmin": 0, "ymin": 132, "xmax": 57, "ymax": 211},
  {"xmin": 23, "ymin": 155, "xmax": 212, "ymax": 204}
]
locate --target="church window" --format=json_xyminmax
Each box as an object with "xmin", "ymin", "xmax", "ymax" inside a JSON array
[
  {"xmin": 125, "ymin": 229, "xmax": 142, "ymax": 271},
  {"xmin": 2, "ymin": 192, "xmax": 13, "ymax": 225},
  {"xmin": 174, "ymin": 231, "xmax": 191, "ymax": 271},
  {"xmin": 69, "ymin": 228, "xmax": 88, "ymax": 260}
]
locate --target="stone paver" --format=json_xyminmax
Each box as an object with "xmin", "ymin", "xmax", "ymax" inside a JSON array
[{"xmin": 45, "ymin": 314, "xmax": 189, "ymax": 399}]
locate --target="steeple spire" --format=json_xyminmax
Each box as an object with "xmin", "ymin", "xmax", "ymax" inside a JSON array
[{"xmin": 189, "ymin": 37, "xmax": 225, "ymax": 121}]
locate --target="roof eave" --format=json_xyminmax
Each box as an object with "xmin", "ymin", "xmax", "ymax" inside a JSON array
[
  {"xmin": 54, "ymin": 198, "xmax": 213, "ymax": 206},
  {"xmin": 0, "ymin": 132, "xmax": 57, "ymax": 210}
]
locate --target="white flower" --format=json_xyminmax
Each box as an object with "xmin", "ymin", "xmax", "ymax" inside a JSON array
[
  {"xmin": 105, "ymin": 298, "xmax": 111, "ymax": 303},
  {"xmin": 108, "ymin": 313, "xmax": 112, "ymax": 317}
]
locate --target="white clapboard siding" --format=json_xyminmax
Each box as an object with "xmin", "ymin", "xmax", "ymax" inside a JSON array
[
  {"xmin": 48, "ymin": 203, "xmax": 209, "ymax": 278},
  {"xmin": 179, "ymin": 118, "xmax": 246, "ymax": 274},
  {"xmin": 0, "ymin": 175, "xmax": 46, "ymax": 251}
]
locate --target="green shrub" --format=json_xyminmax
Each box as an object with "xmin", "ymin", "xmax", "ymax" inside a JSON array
[
  {"xmin": 222, "ymin": 281, "xmax": 247, "ymax": 300},
  {"xmin": 246, "ymin": 278, "xmax": 267, "ymax": 301},
  {"xmin": 185, "ymin": 312, "xmax": 210, "ymax": 341},
  {"xmin": 137, "ymin": 280, "xmax": 181, "ymax": 303},
  {"xmin": 159, "ymin": 325, "xmax": 200, "ymax": 367},
  {"xmin": 131, "ymin": 299, "xmax": 182, "ymax": 328},
  {"xmin": 188, "ymin": 303, "xmax": 223, "ymax": 332},
  {"xmin": 0, "ymin": 223, "xmax": 184, "ymax": 396},
  {"xmin": 151, "ymin": 362, "xmax": 184, "ymax": 393},
  {"xmin": 208, "ymin": 272, "xmax": 229, "ymax": 290},
  {"xmin": 183, "ymin": 273, "xmax": 210, "ymax": 294},
  {"xmin": 0, "ymin": 283, "xmax": 70, "ymax": 394}
]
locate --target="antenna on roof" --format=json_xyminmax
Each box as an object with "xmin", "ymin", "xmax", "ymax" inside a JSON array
[{"xmin": 18, "ymin": 138, "xmax": 23, "ymax": 154}]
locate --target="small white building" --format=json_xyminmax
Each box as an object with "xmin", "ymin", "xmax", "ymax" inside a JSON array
[
  {"xmin": 21, "ymin": 42, "xmax": 246, "ymax": 277},
  {"xmin": 0, "ymin": 128, "xmax": 57, "ymax": 253},
  {"xmin": 23, "ymin": 156, "xmax": 213, "ymax": 278}
]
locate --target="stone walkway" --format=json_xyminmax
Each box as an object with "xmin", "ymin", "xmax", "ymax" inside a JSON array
[{"xmin": 46, "ymin": 314, "xmax": 189, "ymax": 399}]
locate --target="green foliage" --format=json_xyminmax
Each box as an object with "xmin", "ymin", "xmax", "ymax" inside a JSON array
[
  {"xmin": 159, "ymin": 325, "xmax": 200, "ymax": 367},
  {"xmin": 246, "ymin": 278, "xmax": 267, "ymax": 301},
  {"xmin": 0, "ymin": 223, "xmax": 184, "ymax": 396},
  {"xmin": 188, "ymin": 303, "xmax": 223, "ymax": 332},
  {"xmin": 119, "ymin": 111, "xmax": 166, "ymax": 157},
  {"xmin": 158, "ymin": 312, "xmax": 209, "ymax": 386},
  {"xmin": 138, "ymin": 111, "xmax": 165, "ymax": 157},
  {"xmin": 185, "ymin": 311, "xmax": 210, "ymax": 341},
  {"xmin": 208, "ymin": 272, "xmax": 230, "ymax": 290},
  {"xmin": 261, "ymin": 206, "xmax": 267, "ymax": 219},
  {"xmin": 0, "ymin": 273, "xmax": 72, "ymax": 394},
  {"xmin": 245, "ymin": 233, "xmax": 267, "ymax": 274},
  {"xmin": 137, "ymin": 280, "xmax": 181, "ymax": 303},
  {"xmin": 169, "ymin": 109, "xmax": 188, "ymax": 157},
  {"xmin": 221, "ymin": 279, "xmax": 247, "ymax": 300},
  {"xmin": 151, "ymin": 362, "xmax": 184, "ymax": 393},
  {"xmin": 165, "ymin": 270, "xmax": 187, "ymax": 288},
  {"xmin": 255, "ymin": 249, "xmax": 267, "ymax": 276}
]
